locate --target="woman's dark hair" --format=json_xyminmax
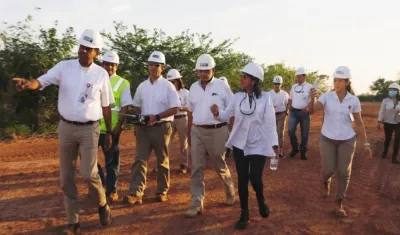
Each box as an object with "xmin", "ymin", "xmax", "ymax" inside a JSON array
[
  {"xmin": 243, "ymin": 72, "xmax": 262, "ymax": 99},
  {"xmin": 346, "ymin": 80, "xmax": 355, "ymax": 95},
  {"xmin": 175, "ymin": 78, "xmax": 185, "ymax": 90}
]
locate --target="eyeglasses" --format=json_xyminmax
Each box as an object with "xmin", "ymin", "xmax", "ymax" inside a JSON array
[
  {"xmin": 148, "ymin": 63, "xmax": 161, "ymax": 68},
  {"xmin": 274, "ymin": 83, "xmax": 281, "ymax": 86}
]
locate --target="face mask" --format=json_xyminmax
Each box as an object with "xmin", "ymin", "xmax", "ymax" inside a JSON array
[{"xmin": 389, "ymin": 90, "xmax": 397, "ymax": 97}]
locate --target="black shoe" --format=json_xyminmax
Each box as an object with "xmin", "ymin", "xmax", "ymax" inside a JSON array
[
  {"xmin": 289, "ymin": 150, "xmax": 299, "ymax": 158},
  {"xmin": 99, "ymin": 204, "xmax": 112, "ymax": 227},
  {"xmin": 300, "ymin": 151, "xmax": 308, "ymax": 160},
  {"xmin": 392, "ymin": 160, "xmax": 400, "ymax": 164},
  {"xmin": 235, "ymin": 209, "xmax": 249, "ymax": 230},
  {"xmin": 257, "ymin": 199, "xmax": 270, "ymax": 218},
  {"xmin": 61, "ymin": 223, "xmax": 80, "ymax": 235}
]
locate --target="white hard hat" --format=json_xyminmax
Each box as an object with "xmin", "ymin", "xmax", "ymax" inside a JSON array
[
  {"xmin": 273, "ymin": 75, "xmax": 283, "ymax": 84},
  {"xmin": 333, "ymin": 66, "xmax": 351, "ymax": 79},
  {"xmin": 195, "ymin": 54, "xmax": 216, "ymax": 70},
  {"xmin": 102, "ymin": 51, "xmax": 119, "ymax": 64},
  {"xmin": 389, "ymin": 83, "xmax": 400, "ymax": 90},
  {"xmin": 241, "ymin": 62, "xmax": 264, "ymax": 81},
  {"xmin": 78, "ymin": 29, "xmax": 103, "ymax": 49},
  {"xmin": 295, "ymin": 67, "xmax": 306, "ymax": 76},
  {"xmin": 148, "ymin": 51, "xmax": 166, "ymax": 64},
  {"xmin": 167, "ymin": 69, "xmax": 182, "ymax": 80}
]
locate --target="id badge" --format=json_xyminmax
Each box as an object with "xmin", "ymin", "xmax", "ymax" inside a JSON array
[
  {"xmin": 78, "ymin": 92, "xmax": 88, "ymax": 103},
  {"xmin": 349, "ymin": 113, "xmax": 354, "ymax": 122}
]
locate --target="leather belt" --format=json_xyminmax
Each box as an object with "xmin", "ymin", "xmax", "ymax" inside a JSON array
[
  {"xmin": 195, "ymin": 122, "xmax": 227, "ymax": 129},
  {"xmin": 174, "ymin": 114, "xmax": 187, "ymax": 119},
  {"xmin": 61, "ymin": 116, "xmax": 98, "ymax": 125},
  {"xmin": 135, "ymin": 121, "xmax": 171, "ymax": 127},
  {"xmin": 275, "ymin": 112, "xmax": 285, "ymax": 115}
]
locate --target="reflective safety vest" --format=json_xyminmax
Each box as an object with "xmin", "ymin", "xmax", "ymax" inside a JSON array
[{"xmin": 99, "ymin": 75, "xmax": 130, "ymax": 133}]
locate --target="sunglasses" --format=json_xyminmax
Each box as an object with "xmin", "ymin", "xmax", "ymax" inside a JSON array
[
  {"xmin": 148, "ymin": 63, "xmax": 161, "ymax": 68},
  {"xmin": 274, "ymin": 83, "xmax": 281, "ymax": 85}
]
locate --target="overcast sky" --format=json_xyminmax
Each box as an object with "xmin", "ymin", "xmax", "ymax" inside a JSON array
[{"xmin": 1, "ymin": 0, "xmax": 399, "ymax": 93}]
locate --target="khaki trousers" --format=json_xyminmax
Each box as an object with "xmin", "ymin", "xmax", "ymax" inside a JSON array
[
  {"xmin": 275, "ymin": 112, "xmax": 287, "ymax": 154},
  {"xmin": 129, "ymin": 122, "xmax": 172, "ymax": 196},
  {"xmin": 190, "ymin": 125, "xmax": 234, "ymax": 207},
  {"xmin": 320, "ymin": 134, "xmax": 357, "ymax": 200},
  {"xmin": 170, "ymin": 117, "xmax": 189, "ymax": 167},
  {"xmin": 58, "ymin": 120, "xmax": 106, "ymax": 224}
]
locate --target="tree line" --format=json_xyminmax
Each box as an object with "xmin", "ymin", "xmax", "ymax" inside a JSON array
[{"xmin": 0, "ymin": 16, "xmax": 391, "ymax": 138}]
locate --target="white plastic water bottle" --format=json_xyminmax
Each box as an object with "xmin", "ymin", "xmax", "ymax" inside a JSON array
[{"xmin": 270, "ymin": 155, "xmax": 278, "ymax": 171}]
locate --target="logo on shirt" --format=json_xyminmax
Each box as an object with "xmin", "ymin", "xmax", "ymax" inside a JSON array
[
  {"xmin": 211, "ymin": 93, "xmax": 218, "ymax": 96},
  {"xmin": 83, "ymin": 36, "xmax": 93, "ymax": 43},
  {"xmin": 348, "ymin": 105, "xmax": 352, "ymax": 110}
]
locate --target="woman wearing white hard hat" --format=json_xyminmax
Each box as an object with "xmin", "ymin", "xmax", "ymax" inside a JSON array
[
  {"xmin": 210, "ymin": 62, "xmax": 279, "ymax": 229},
  {"xmin": 377, "ymin": 82, "xmax": 400, "ymax": 164},
  {"xmin": 167, "ymin": 69, "xmax": 190, "ymax": 173},
  {"xmin": 309, "ymin": 66, "xmax": 372, "ymax": 217}
]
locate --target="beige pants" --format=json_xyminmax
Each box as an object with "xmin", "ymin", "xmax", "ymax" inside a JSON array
[
  {"xmin": 320, "ymin": 134, "xmax": 357, "ymax": 200},
  {"xmin": 170, "ymin": 117, "xmax": 189, "ymax": 167},
  {"xmin": 58, "ymin": 120, "xmax": 106, "ymax": 224},
  {"xmin": 276, "ymin": 112, "xmax": 287, "ymax": 154},
  {"xmin": 190, "ymin": 125, "xmax": 234, "ymax": 207},
  {"xmin": 129, "ymin": 122, "xmax": 172, "ymax": 196}
]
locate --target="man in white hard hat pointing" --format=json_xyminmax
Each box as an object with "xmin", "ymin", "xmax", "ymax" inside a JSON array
[
  {"xmin": 185, "ymin": 54, "xmax": 235, "ymax": 217},
  {"xmin": 124, "ymin": 51, "xmax": 180, "ymax": 205},
  {"xmin": 98, "ymin": 51, "xmax": 133, "ymax": 203},
  {"xmin": 268, "ymin": 76, "xmax": 290, "ymax": 157},
  {"xmin": 13, "ymin": 29, "xmax": 114, "ymax": 234}
]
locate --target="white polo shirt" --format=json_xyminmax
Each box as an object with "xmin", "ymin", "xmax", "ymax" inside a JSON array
[
  {"xmin": 289, "ymin": 82, "xmax": 313, "ymax": 109},
  {"xmin": 268, "ymin": 89, "xmax": 290, "ymax": 112},
  {"xmin": 132, "ymin": 76, "xmax": 180, "ymax": 122},
  {"xmin": 216, "ymin": 92, "xmax": 279, "ymax": 156},
  {"xmin": 318, "ymin": 91, "xmax": 361, "ymax": 140},
  {"xmin": 177, "ymin": 88, "xmax": 189, "ymax": 116},
  {"xmin": 37, "ymin": 59, "xmax": 115, "ymax": 122},
  {"xmin": 188, "ymin": 77, "xmax": 233, "ymax": 125}
]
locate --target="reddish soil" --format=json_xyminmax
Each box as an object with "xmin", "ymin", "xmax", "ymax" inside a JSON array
[{"xmin": 1, "ymin": 102, "xmax": 400, "ymax": 235}]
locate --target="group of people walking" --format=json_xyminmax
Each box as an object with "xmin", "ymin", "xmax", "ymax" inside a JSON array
[{"xmin": 11, "ymin": 28, "xmax": 395, "ymax": 234}]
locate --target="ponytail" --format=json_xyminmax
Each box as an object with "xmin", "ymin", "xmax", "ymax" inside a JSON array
[{"xmin": 346, "ymin": 81, "xmax": 355, "ymax": 95}]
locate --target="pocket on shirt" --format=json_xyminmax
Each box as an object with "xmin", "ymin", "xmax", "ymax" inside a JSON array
[{"xmin": 154, "ymin": 92, "xmax": 168, "ymax": 105}]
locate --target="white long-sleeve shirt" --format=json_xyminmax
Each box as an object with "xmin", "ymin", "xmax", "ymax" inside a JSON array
[
  {"xmin": 378, "ymin": 98, "xmax": 400, "ymax": 124},
  {"xmin": 216, "ymin": 91, "xmax": 278, "ymax": 157}
]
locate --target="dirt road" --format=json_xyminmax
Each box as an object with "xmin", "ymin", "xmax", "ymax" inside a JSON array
[{"xmin": 1, "ymin": 102, "xmax": 400, "ymax": 235}]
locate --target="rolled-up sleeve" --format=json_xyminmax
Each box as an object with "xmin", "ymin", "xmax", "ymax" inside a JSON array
[
  {"xmin": 37, "ymin": 62, "xmax": 63, "ymax": 90},
  {"xmin": 100, "ymin": 72, "xmax": 115, "ymax": 107},
  {"xmin": 132, "ymin": 85, "xmax": 142, "ymax": 107},
  {"xmin": 217, "ymin": 94, "xmax": 235, "ymax": 122},
  {"xmin": 167, "ymin": 82, "xmax": 180, "ymax": 108},
  {"xmin": 264, "ymin": 94, "xmax": 279, "ymax": 146}
]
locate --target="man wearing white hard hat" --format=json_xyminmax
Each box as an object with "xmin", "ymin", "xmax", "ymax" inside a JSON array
[
  {"xmin": 287, "ymin": 67, "xmax": 312, "ymax": 160},
  {"xmin": 97, "ymin": 51, "xmax": 133, "ymax": 203},
  {"xmin": 377, "ymin": 82, "xmax": 400, "ymax": 164},
  {"xmin": 13, "ymin": 29, "xmax": 114, "ymax": 233},
  {"xmin": 166, "ymin": 68, "xmax": 190, "ymax": 173},
  {"xmin": 125, "ymin": 51, "xmax": 180, "ymax": 205},
  {"xmin": 185, "ymin": 54, "xmax": 235, "ymax": 217},
  {"xmin": 268, "ymin": 75, "xmax": 290, "ymax": 158},
  {"xmin": 309, "ymin": 66, "xmax": 372, "ymax": 217},
  {"xmin": 210, "ymin": 62, "xmax": 279, "ymax": 229}
]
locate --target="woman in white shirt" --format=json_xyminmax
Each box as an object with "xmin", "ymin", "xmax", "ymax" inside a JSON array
[
  {"xmin": 166, "ymin": 69, "xmax": 190, "ymax": 173},
  {"xmin": 377, "ymin": 83, "xmax": 400, "ymax": 164},
  {"xmin": 210, "ymin": 62, "xmax": 279, "ymax": 230},
  {"xmin": 309, "ymin": 66, "xmax": 372, "ymax": 217}
]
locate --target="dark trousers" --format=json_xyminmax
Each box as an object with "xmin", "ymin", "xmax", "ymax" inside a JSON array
[
  {"xmin": 233, "ymin": 147, "xmax": 266, "ymax": 210},
  {"xmin": 97, "ymin": 134, "xmax": 120, "ymax": 194},
  {"xmin": 288, "ymin": 109, "xmax": 310, "ymax": 151},
  {"xmin": 383, "ymin": 123, "xmax": 400, "ymax": 160}
]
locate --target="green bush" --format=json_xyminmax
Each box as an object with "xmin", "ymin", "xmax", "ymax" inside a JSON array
[{"xmin": 14, "ymin": 124, "xmax": 32, "ymax": 136}]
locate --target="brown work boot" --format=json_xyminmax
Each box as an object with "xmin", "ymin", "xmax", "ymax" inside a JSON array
[
  {"xmin": 155, "ymin": 193, "xmax": 168, "ymax": 202},
  {"xmin": 321, "ymin": 182, "xmax": 330, "ymax": 198},
  {"xmin": 61, "ymin": 223, "xmax": 80, "ymax": 235},
  {"xmin": 124, "ymin": 194, "xmax": 143, "ymax": 205},
  {"xmin": 180, "ymin": 164, "xmax": 187, "ymax": 174},
  {"xmin": 185, "ymin": 205, "xmax": 203, "ymax": 218},
  {"xmin": 99, "ymin": 204, "xmax": 112, "ymax": 227},
  {"xmin": 108, "ymin": 192, "xmax": 119, "ymax": 203},
  {"xmin": 334, "ymin": 199, "xmax": 347, "ymax": 217}
]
